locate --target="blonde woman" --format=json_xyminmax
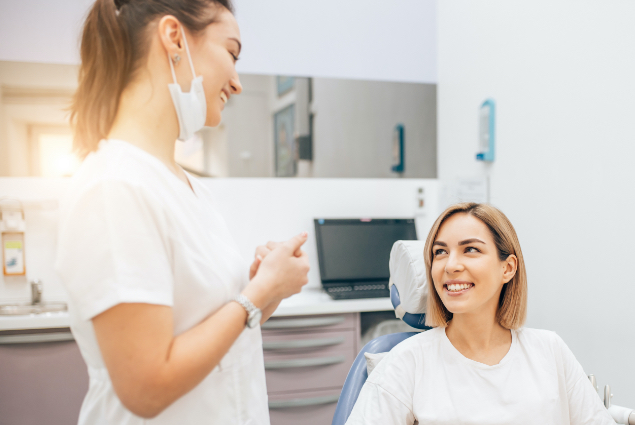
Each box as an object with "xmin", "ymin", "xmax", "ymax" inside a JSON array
[
  {"xmin": 346, "ymin": 203, "xmax": 614, "ymax": 424},
  {"xmin": 56, "ymin": 0, "xmax": 309, "ymax": 424}
]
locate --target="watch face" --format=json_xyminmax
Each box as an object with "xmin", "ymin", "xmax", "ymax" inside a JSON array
[{"xmin": 247, "ymin": 310, "xmax": 262, "ymax": 328}]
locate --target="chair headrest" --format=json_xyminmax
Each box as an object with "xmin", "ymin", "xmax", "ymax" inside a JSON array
[{"xmin": 388, "ymin": 240, "xmax": 429, "ymax": 329}]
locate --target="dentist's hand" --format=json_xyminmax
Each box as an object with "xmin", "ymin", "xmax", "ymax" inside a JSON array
[
  {"xmin": 243, "ymin": 233, "xmax": 310, "ymax": 309},
  {"xmin": 249, "ymin": 240, "xmax": 302, "ymax": 279}
]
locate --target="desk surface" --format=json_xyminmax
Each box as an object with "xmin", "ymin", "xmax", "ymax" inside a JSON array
[
  {"xmin": 0, "ymin": 289, "xmax": 393, "ymax": 331},
  {"xmin": 273, "ymin": 288, "xmax": 393, "ymax": 316}
]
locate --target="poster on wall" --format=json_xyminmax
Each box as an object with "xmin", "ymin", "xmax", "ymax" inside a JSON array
[{"xmin": 274, "ymin": 105, "xmax": 296, "ymax": 177}]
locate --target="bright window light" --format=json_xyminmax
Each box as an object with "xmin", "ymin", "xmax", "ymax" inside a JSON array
[{"xmin": 37, "ymin": 133, "xmax": 79, "ymax": 177}]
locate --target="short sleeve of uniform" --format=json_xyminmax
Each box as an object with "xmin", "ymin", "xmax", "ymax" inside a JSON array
[
  {"xmin": 552, "ymin": 333, "xmax": 615, "ymax": 425},
  {"xmin": 345, "ymin": 344, "xmax": 417, "ymax": 425},
  {"xmin": 56, "ymin": 180, "xmax": 174, "ymax": 321}
]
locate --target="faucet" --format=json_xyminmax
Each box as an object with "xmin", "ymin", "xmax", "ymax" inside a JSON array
[{"xmin": 30, "ymin": 280, "xmax": 43, "ymax": 305}]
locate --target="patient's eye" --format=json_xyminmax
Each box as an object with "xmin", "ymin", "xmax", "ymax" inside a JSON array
[
  {"xmin": 434, "ymin": 248, "xmax": 447, "ymax": 256},
  {"xmin": 465, "ymin": 246, "xmax": 480, "ymax": 253}
]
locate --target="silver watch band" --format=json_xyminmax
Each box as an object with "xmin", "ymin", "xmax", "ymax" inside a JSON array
[
  {"xmin": 233, "ymin": 294, "xmax": 257, "ymax": 315},
  {"xmin": 233, "ymin": 294, "xmax": 262, "ymax": 329}
]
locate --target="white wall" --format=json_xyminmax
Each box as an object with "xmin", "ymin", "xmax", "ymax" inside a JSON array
[
  {"xmin": 438, "ymin": 1, "xmax": 635, "ymax": 404},
  {"xmin": 0, "ymin": 177, "xmax": 438, "ymax": 300},
  {"xmin": 0, "ymin": 0, "xmax": 436, "ymax": 83}
]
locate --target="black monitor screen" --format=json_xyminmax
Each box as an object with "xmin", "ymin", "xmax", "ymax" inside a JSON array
[{"xmin": 314, "ymin": 219, "xmax": 417, "ymax": 282}]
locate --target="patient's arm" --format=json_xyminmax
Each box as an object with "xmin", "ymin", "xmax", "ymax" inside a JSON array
[{"xmin": 346, "ymin": 380, "xmax": 416, "ymax": 425}]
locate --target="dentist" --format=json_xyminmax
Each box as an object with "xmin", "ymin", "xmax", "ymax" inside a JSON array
[{"xmin": 56, "ymin": 1, "xmax": 309, "ymax": 424}]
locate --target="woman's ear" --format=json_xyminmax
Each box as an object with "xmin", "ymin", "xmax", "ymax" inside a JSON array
[
  {"xmin": 158, "ymin": 15, "xmax": 184, "ymax": 56},
  {"xmin": 502, "ymin": 254, "xmax": 518, "ymax": 284}
]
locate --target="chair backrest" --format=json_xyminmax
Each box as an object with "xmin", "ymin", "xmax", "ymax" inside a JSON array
[{"xmin": 331, "ymin": 332, "xmax": 418, "ymax": 425}]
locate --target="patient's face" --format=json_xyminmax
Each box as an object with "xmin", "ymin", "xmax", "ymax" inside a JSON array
[{"xmin": 431, "ymin": 213, "xmax": 509, "ymax": 319}]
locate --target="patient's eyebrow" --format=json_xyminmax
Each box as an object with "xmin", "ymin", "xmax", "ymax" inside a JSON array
[
  {"xmin": 433, "ymin": 241, "xmax": 447, "ymax": 247},
  {"xmin": 458, "ymin": 238, "xmax": 485, "ymax": 246}
]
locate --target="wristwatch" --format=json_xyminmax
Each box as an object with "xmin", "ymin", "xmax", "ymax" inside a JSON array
[{"xmin": 233, "ymin": 294, "xmax": 262, "ymax": 329}]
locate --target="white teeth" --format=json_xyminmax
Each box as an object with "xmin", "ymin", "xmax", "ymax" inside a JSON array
[
  {"xmin": 220, "ymin": 92, "xmax": 228, "ymax": 103},
  {"xmin": 447, "ymin": 283, "xmax": 472, "ymax": 292}
]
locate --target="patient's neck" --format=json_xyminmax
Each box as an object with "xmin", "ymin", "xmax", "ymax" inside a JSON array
[{"xmin": 445, "ymin": 312, "xmax": 512, "ymax": 366}]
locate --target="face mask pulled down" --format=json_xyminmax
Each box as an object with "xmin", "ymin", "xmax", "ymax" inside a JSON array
[{"xmin": 168, "ymin": 30, "xmax": 207, "ymax": 142}]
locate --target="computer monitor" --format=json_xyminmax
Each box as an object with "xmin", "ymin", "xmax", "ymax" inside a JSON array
[{"xmin": 314, "ymin": 218, "xmax": 417, "ymax": 299}]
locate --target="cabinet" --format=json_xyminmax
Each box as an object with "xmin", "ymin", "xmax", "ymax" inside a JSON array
[
  {"xmin": 261, "ymin": 313, "xmax": 360, "ymax": 425},
  {"xmin": 0, "ymin": 328, "xmax": 88, "ymax": 425}
]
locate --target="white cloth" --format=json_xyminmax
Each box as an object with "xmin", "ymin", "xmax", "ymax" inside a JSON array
[
  {"xmin": 365, "ymin": 351, "xmax": 389, "ymax": 376},
  {"xmin": 346, "ymin": 327, "xmax": 615, "ymax": 425},
  {"xmin": 55, "ymin": 139, "xmax": 269, "ymax": 425},
  {"xmin": 388, "ymin": 240, "xmax": 427, "ymax": 318}
]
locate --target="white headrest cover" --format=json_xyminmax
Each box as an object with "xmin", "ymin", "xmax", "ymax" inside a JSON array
[{"xmin": 389, "ymin": 240, "xmax": 427, "ymax": 315}]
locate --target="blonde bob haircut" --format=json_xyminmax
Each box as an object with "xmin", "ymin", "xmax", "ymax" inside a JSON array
[{"xmin": 424, "ymin": 203, "xmax": 527, "ymax": 330}]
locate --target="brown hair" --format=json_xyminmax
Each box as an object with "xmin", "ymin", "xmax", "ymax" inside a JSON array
[
  {"xmin": 70, "ymin": 0, "xmax": 234, "ymax": 157},
  {"xmin": 424, "ymin": 203, "xmax": 527, "ymax": 329}
]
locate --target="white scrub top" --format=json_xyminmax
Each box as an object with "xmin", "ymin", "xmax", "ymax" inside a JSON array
[
  {"xmin": 347, "ymin": 327, "xmax": 615, "ymax": 425},
  {"xmin": 56, "ymin": 139, "xmax": 269, "ymax": 425}
]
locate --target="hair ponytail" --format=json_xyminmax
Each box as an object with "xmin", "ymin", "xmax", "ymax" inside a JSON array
[
  {"xmin": 71, "ymin": 0, "xmax": 132, "ymax": 157},
  {"xmin": 70, "ymin": 0, "xmax": 234, "ymax": 157}
]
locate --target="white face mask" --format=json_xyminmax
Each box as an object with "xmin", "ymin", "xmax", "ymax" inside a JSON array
[{"xmin": 168, "ymin": 30, "xmax": 207, "ymax": 142}]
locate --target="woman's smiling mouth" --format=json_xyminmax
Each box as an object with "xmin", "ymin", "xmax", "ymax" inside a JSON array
[{"xmin": 444, "ymin": 280, "xmax": 474, "ymax": 296}]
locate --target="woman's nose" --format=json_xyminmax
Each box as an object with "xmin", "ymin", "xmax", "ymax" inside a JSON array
[
  {"xmin": 444, "ymin": 254, "xmax": 464, "ymax": 274},
  {"xmin": 230, "ymin": 74, "xmax": 242, "ymax": 95}
]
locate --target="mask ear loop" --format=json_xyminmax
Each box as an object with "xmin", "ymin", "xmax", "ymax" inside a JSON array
[
  {"xmin": 181, "ymin": 29, "xmax": 197, "ymax": 79},
  {"xmin": 167, "ymin": 27, "xmax": 197, "ymax": 85}
]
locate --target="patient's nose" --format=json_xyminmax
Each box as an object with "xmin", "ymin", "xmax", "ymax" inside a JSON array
[{"xmin": 444, "ymin": 253, "xmax": 464, "ymax": 274}]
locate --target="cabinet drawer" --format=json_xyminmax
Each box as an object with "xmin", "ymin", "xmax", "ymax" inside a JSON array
[
  {"xmin": 264, "ymin": 340, "xmax": 355, "ymax": 393},
  {"xmin": 268, "ymin": 387, "xmax": 340, "ymax": 425},
  {"xmin": 262, "ymin": 313, "xmax": 357, "ymax": 333},
  {"xmin": 262, "ymin": 329, "xmax": 352, "ymax": 360}
]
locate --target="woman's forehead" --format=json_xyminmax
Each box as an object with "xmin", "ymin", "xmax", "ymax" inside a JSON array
[
  {"xmin": 210, "ymin": 8, "xmax": 241, "ymax": 39},
  {"xmin": 436, "ymin": 213, "xmax": 492, "ymax": 242}
]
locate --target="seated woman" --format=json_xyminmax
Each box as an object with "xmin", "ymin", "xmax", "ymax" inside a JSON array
[{"xmin": 346, "ymin": 203, "xmax": 614, "ymax": 424}]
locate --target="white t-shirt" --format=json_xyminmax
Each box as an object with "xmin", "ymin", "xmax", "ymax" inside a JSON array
[
  {"xmin": 346, "ymin": 327, "xmax": 615, "ymax": 425},
  {"xmin": 55, "ymin": 139, "xmax": 269, "ymax": 425}
]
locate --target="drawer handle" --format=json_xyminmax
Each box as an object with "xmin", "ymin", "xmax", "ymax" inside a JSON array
[
  {"xmin": 261, "ymin": 316, "xmax": 345, "ymax": 330},
  {"xmin": 0, "ymin": 332, "xmax": 74, "ymax": 345},
  {"xmin": 268, "ymin": 393, "xmax": 340, "ymax": 409},
  {"xmin": 263, "ymin": 337, "xmax": 345, "ymax": 350},
  {"xmin": 264, "ymin": 355, "xmax": 345, "ymax": 370}
]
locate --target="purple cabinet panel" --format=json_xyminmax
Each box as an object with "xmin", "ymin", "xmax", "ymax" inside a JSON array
[
  {"xmin": 268, "ymin": 388, "xmax": 341, "ymax": 425},
  {"xmin": 0, "ymin": 332, "xmax": 88, "ymax": 425},
  {"xmin": 262, "ymin": 313, "xmax": 360, "ymax": 425}
]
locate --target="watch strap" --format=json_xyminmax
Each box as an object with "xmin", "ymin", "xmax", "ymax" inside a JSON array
[{"xmin": 233, "ymin": 294, "xmax": 258, "ymax": 315}]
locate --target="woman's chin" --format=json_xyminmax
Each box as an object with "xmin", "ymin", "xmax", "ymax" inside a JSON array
[{"xmin": 205, "ymin": 112, "xmax": 222, "ymax": 128}]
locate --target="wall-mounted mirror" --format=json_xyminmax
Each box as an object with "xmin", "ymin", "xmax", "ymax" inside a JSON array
[
  {"xmin": 181, "ymin": 74, "xmax": 437, "ymax": 179},
  {"xmin": 0, "ymin": 62, "xmax": 436, "ymax": 178}
]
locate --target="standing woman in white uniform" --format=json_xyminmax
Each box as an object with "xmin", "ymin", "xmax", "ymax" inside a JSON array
[{"xmin": 55, "ymin": 0, "xmax": 310, "ymax": 424}]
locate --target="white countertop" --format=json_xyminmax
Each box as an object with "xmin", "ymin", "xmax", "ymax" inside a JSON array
[
  {"xmin": 0, "ymin": 289, "xmax": 394, "ymax": 331},
  {"xmin": 272, "ymin": 288, "xmax": 393, "ymax": 316},
  {"xmin": 0, "ymin": 311, "xmax": 71, "ymax": 331}
]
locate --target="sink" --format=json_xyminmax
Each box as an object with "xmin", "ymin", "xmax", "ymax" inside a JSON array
[{"xmin": 0, "ymin": 302, "xmax": 68, "ymax": 315}]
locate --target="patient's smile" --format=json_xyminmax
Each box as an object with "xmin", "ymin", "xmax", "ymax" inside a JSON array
[{"xmin": 444, "ymin": 280, "xmax": 474, "ymax": 295}]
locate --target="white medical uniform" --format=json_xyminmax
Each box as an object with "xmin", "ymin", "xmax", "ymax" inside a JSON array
[
  {"xmin": 347, "ymin": 327, "xmax": 615, "ymax": 425},
  {"xmin": 56, "ymin": 139, "xmax": 269, "ymax": 425}
]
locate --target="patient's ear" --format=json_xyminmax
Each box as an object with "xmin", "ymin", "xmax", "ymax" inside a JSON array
[{"xmin": 502, "ymin": 254, "xmax": 518, "ymax": 284}]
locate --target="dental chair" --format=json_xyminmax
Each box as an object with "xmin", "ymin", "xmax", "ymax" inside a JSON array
[{"xmin": 331, "ymin": 241, "xmax": 429, "ymax": 425}]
